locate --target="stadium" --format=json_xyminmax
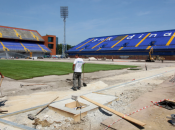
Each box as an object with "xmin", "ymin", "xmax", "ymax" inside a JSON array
[
  {"xmin": 0, "ymin": 25, "xmax": 56, "ymax": 59},
  {"xmin": 1, "ymin": 25, "xmax": 175, "ymax": 61},
  {"xmin": 1, "ymin": 0, "xmax": 175, "ymax": 129},
  {"xmin": 67, "ymin": 29, "xmax": 175, "ymax": 60}
]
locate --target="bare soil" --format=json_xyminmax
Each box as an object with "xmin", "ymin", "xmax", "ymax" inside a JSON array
[{"xmin": 0, "ymin": 59, "xmax": 175, "ymax": 130}]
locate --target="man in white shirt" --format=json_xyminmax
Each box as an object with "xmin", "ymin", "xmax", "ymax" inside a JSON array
[{"xmin": 72, "ymin": 54, "xmax": 84, "ymax": 91}]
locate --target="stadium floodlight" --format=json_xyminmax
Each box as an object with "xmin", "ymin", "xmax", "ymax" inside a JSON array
[{"xmin": 60, "ymin": 6, "xmax": 68, "ymax": 58}]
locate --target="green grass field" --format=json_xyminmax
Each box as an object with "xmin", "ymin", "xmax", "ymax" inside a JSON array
[{"xmin": 0, "ymin": 60, "xmax": 137, "ymax": 80}]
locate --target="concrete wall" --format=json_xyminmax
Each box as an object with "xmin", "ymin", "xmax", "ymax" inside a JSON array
[
  {"xmin": 32, "ymin": 52, "xmax": 45, "ymax": 57},
  {"xmin": 0, "ymin": 52, "xmax": 7, "ymax": 58},
  {"xmin": 0, "ymin": 51, "xmax": 44, "ymax": 59},
  {"xmin": 69, "ymin": 55, "xmax": 175, "ymax": 60}
]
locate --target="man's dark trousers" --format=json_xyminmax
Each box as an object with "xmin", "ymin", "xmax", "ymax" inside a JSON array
[{"xmin": 73, "ymin": 72, "xmax": 81, "ymax": 90}]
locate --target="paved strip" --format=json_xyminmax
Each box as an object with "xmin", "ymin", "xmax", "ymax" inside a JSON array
[
  {"xmin": 94, "ymin": 69, "xmax": 175, "ymax": 93},
  {"xmin": 0, "ymin": 118, "xmax": 36, "ymax": 130}
]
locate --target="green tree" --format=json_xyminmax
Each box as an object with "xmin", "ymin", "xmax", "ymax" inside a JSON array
[
  {"xmin": 57, "ymin": 44, "xmax": 62, "ymax": 54},
  {"xmin": 67, "ymin": 44, "xmax": 73, "ymax": 50},
  {"xmin": 56, "ymin": 44, "xmax": 74, "ymax": 54}
]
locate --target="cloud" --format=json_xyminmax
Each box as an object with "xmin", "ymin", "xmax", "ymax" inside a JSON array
[{"xmin": 137, "ymin": 11, "xmax": 151, "ymax": 16}]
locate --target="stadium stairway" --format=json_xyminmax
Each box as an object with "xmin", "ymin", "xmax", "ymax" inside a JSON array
[
  {"xmin": 13, "ymin": 29, "xmax": 22, "ymax": 39},
  {"xmin": 38, "ymin": 44, "xmax": 51, "ymax": 52},
  {"xmin": 91, "ymin": 37, "xmax": 110, "ymax": 49},
  {"xmin": 111, "ymin": 35, "xmax": 128, "ymax": 48},
  {"xmin": 37, "ymin": 44, "xmax": 47, "ymax": 52},
  {"xmin": 16, "ymin": 29, "xmax": 36, "ymax": 41},
  {"xmin": 135, "ymin": 33, "xmax": 151, "ymax": 47},
  {"xmin": 166, "ymin": 32, "xmax": 175, "ymax": 46},
  {"xmin": 76, "ymin": 38, "xmax": 94, "ymax": 50},
  {"xmin": 20, "ymin": 42, "xmax": 30, "ymax": 52},
  {"xmin": 0, "ymin": 40, "xmax": 10, "ymax": 51},
  {"xmin": 30, "ymin": 31, "xmax": 39, "ymax": 41},
  {"xmin": 0, "ymin": 28, "xmax": 18, "ymax": 39},
  {"xmin": 32, "ymin": 31, "xmax": 44, "ymax": 41}
]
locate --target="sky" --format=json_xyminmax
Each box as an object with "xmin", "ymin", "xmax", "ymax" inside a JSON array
[{"xmin": 0, "ymin": 0, "xmax": 175, "ymax": 46}]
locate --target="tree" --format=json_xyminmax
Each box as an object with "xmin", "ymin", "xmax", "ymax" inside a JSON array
[
  {"xmin": 56, "ymin": 44, "xmax": 73, "ymax": 54},
  {"xmin": 57, "ymin": 44, "xmax": 62, "ymax": 54},
  {"xmin": 67, "ymin": 44, "xmax": 73, "ymax": 50}
]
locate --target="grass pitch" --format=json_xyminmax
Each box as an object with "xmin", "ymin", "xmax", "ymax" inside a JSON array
[{"xmin": 0, "ymin": 60, "xmax": 137, "ymax": 80}]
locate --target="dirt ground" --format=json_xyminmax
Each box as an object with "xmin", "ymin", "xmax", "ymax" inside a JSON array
[
  {"xmin": 100, "ymin": 76, "xmax": 175, "ymax": 130},
  {"xmin": 0, "ymin": 58, "xmax": 175, "ymax": 130}
]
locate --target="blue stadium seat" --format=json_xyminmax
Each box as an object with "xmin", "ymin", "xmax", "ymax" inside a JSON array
[
  {"xmin": 111, "ymin": 39, "xmax": 132, "ymax": 47},
  {"xmin": 0, "ymin": 27, "xmax": 44, "ymax": 42},
  {"xmin": 38, "ymin": 43, "xmax": 51, "ymax": 51},
  {"xmin": 81, "ymin": 48, "xmax": 90, "ymax": 51},
  {"xmin": 122, "ymin": 46, "xmax": 148, "ymax": 50},
  {"xmin": 138, "ymin": 38, "xmax": 157, "ymax": 46},
  {"xmin": 67, "ymin": 29, "xmax": 175, "ymax": 56},
  {"xmin": 100, "ymin": 47, "xmax": 121, "ymax": 51},
  {"xmin": 0, "ymin": 41, "xmax": 50, "ymax": 52},
  {"xmin": 154, "ymin": 37, "xmax": 170, "ymax": 46},
  {"xmin": 84, "ymin": 41, "xmax": 99, "ymax": 49},
  {"xmin": 170, "ymin": 38, "xmax": 175, "ymax": 45},
  {"xmin": 75, "ymin": 38, "xmax": 94, "ymax": 49}
]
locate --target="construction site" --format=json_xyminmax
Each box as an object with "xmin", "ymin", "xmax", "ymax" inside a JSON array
[
  {"xmin": 0, "ymin": 58, "xmax": 175, "ymax": 130},
  {"xmin": 0, "ymin": 3, "xmax": 175, "ymax": 129}
]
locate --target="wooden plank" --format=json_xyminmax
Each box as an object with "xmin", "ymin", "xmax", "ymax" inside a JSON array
[
  {"xmin": 65, "ymin": 101, "xmax": 76, "ymax": 108},
  {"xmin": 80, "ymin": 95, "xmax": 146, "ymax": 127},
  {"xmin": 49, "ymin": 106, "xmax": 87, "ymax": 122}
]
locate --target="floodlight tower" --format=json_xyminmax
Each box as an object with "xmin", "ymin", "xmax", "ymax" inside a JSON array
[{"xmin": 60, "ymin": 6, "xmax": 68, "ymax": 58}]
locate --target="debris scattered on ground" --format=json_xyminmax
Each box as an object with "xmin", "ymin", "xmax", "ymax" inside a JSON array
[
  {"xmin": 169, "ymin": 76, "xmax": 175, "ymax": 83},
  {"xmin": 33, "ymin": 118, "xmax": 52, "ymax": 127},
  {"xmin": 28, "ymin": 96, "xmax": 59, "ymax": 120}
]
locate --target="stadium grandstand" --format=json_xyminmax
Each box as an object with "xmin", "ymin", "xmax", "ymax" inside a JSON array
[
  {"xmin": 67, "ymin": 29, "xmax": 175, "ymax": 60},
  {"xmin": 0, "ymin": 25, "xmax": 51, "ymax": 59}
]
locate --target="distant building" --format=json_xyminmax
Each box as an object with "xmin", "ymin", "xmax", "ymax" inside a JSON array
[{"xmin": 42, "ymin": 35, "xmax": 57, "ymax": 55}]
